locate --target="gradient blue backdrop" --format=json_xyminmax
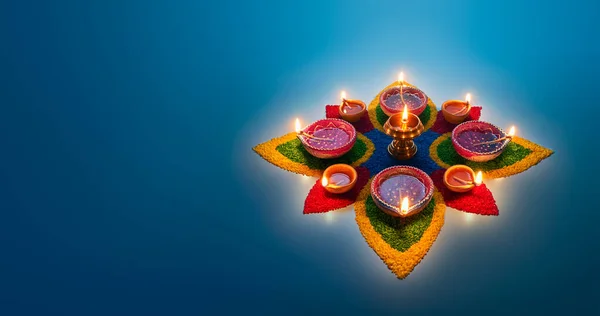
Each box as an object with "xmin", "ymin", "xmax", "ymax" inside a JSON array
[{"xmin": 1, "ymin": 0, "xmax": 599, "ymax": 315}]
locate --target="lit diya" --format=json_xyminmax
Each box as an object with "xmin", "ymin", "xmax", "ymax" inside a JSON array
[
  {"xmin": 370, "ymin": 166, "xmax": 434, "ymax": 218},
  {"xmin": 321, "ymin": 164, "xmax": 357, "ymax": 194},
  {"xmin": 383, "ymin": 104, "xmax": 424, "ymax": 160},
  {"xmin": 295, "ymin": 118, "xmax": 357, "ymax": 159},
  {"xmin": 442, "ymin": 93, "xmax": 472, "ymax": 124},
  {"xmin": 452, "ymin": 121, "xmax": 516, "ymax": 162},
  {"xmin": 379, "ymin": 72, "xmax": 429, "ymax": 116},
  {"xmin": 443, "ymin": 165, "xmax": 483, "ymax": 192},
  {"xmin": 338, "ymin": 90, "xmax": 366, "ymax": 123}
]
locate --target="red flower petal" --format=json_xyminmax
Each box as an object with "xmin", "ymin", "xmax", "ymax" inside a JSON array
[
  {"xmin": 430, "ymin": 106, "xmax": 482, "ymax": 134},
  {"xmin": 430, "ymin": 169, "xmax": 499, "ymax": 216},
  {"xmin": 325, "ymin": 105, "xmax": 374, "ymax": 133},
  {"xmin": 303, "ymin": 166, "xmax": 370, "ymax": 214}
]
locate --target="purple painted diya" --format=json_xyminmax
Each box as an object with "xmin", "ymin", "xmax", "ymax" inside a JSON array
[
  {"xmin": 297, "ymin": 118, "xmax": 357, "ymax": 159},
  {"xmin": 379, "ymin": 85, "xmax": 428, "ymax": 116},
  {"xmin": 370, "ymin": 166, "xmax": 434, "ymax": 218},
  {"xmin": 452, "ymin": 120, "xmax": 511, "ymax": 162}
]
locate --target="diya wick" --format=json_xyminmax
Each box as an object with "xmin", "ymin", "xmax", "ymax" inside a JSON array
[
  {"xmin": 298, "ymin": 131, "xmax": 334, "ymax": 142},
  {"xmin": 401, "ymin": 104, "xmax": 409, "ymax": 130},
  {"xmin": 452, "ymin": 176, "xmax": 472, "ymax": 185},
  {"xmin": 398, "ymin": 72, "xmax": 406, "ymax": 107},
  {"xmin": 473, "ymin": 126, "xmax": 516, "ymax": 146},
  {"xmin": 453, "ymin": 171, "xmax": 483, "ymax": 186},
  {"xmin": 295, "ymin": 118, "xmax": 334, "ymax": 142},
  {"xmin": 399, "ymin": 195, "xmax": 409, "ymax": 216},
  {"xmin": 449, "ymin": 93, "xmax": 471, "ymax": 115},
  {"xmin": 340, "ymin": 90, "xmax": 348, "ymax": 107}
]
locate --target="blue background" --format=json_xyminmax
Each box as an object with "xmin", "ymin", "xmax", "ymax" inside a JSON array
[{"xmin": 1, "ymin": 0, "xmax": 599, "ymax": 315}]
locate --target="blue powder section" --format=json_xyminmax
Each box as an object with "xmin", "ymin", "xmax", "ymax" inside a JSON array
[{"xmin": 361, "ymin": 129, "xmax": 443, "ymax": 176}]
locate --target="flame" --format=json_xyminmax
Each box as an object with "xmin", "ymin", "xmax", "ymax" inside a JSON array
[
  {"xmin": 474, "ymin": 171, "xmax": 483, "ymax": 186},
  {"xmin": 465, "ymin": 93, "xmax": 471, "ymax": 104},
  {"xmin": 321, "ymin": 176, "xmax": 328, "ymax": 187},
  {"xmin": 340, "ymin": 90, "xmax": 347, "ymax": 101},
  {"xmin": 402, "ymin": 104, "xmax": 409, "ymax": 122},
  {"xmin": 398, "ymin": 72, "xmax": 404, "ymax": 84},
  {"xmin": 508, "ymin": 126, "xmax": 516, "ymax": 137},
  {"xmin": 295, "ymin": 118, "xmax": 301, "ymax": 133},
  {"xmin": 400, "ymin": 197, "xmax": 409, "ymax": 215}
]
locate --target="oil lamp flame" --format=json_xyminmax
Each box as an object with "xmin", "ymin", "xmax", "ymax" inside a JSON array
[
  {"xmin": 465, "ymin": 93, "xmax": 471, "ymax": 104},
  {"xmin": 400, "ymin": 197, "xmax": 409, "ymax": 215},
  {"xmin": 401, "ymin": 104, "xmax": 409, "ymax": 122},
  {"xmin": 321, "ymin": 176, "xmax": 328, "ymax": 187},
  {"xmin": 508, "ymin": 126, "xmax": 516, "ymax": 137},
  {"xmin": 340, "ymin": 90, "xmax": 347, "ymax": 101},
  {"xmin": 474, "ymin": 171, "xmax": 483, "ymax": 186},
  {"xmin": 295, "ymin": 118, "xmax": 301, "ymax": 133},
  {"xmin": 398, "ymin": 72, "xmax": 404, "ymax": 84}
]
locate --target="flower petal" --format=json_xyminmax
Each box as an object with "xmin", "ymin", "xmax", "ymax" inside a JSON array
[
  {"xmin": 429, "ymin": 133, "xmax": 553, "ymax": 179},
  {"xmin": 253, "ymin": 132, "xmax": 374, "ymax": 177},
  {"xmin": 354, "ymin": 179, "xmax": 446, "ymax": 279},
  {"xmin": 431, "ymin": 169, "xmax": 499, "ymax": 216}
]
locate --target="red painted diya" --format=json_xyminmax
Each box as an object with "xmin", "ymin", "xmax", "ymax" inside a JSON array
[
  {"xmin": 370, "ymin": 166, "xmax": 434, "ymax": 218},
  {"xmin": 452, "ymin": 120, "xmax": 510, "ymax": 162},
  {"xmin": 297, "ymin": 118, "xmax": 357, "ymax": 159},
  {"xmin": 379, "ymin": 85, "xmax": 428, "ymax": 116}
]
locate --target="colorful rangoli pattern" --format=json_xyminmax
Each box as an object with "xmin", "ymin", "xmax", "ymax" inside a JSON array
[{"xmin": 253, "ymin": 81, "xmax": 553, "ymax": 278}]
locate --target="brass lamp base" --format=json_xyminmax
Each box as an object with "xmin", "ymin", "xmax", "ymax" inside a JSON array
[
  {"xmin": 388, "ymin": 140, "xmax": 418, "ymax": 160},
  {"xmin": 383, "ymin": 112, "xmax": 424, "ymax": 160}
]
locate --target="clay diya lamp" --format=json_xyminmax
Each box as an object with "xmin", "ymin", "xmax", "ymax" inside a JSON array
[
  {"xmin": 295, "ymin": 118, "xmax": 357, "ymax": 159},
  {"xmin": 452, "ymin": 121, "xmax": 515, "ymax": 162},
  {"xmin": 338, "ymin": 91, "xmax": 366, "ymax": 123},
  {"xmin": 379, "ymin": 83, "xmax": 428, "ymax": 117},
  {"xmin": 370, "ymin": 166, "xmax": 434, "ymax": 218},
  {"xmin": 443, "ymin": 165, "xmax": 483, "ymax": 192},
  {"xmin": 321, "ymin": 164, "xmax": 358, "ymax": 194},
  {"xmin": 442, "ymin": 93, "xmax": 472, "ymax": 124},
  {"xmin": 383, "ymin": 105, "xmax": 424, "ymax": 160}
]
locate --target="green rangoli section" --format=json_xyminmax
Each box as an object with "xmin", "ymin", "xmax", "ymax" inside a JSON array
[
  {"xmin": 276, "ymin": 137, "xmax": 368, "ymax": 170},
  {"xmin": 436, "ymin": 137, "xmax": 532, "ymax": 171},
  {"xmin": 365, "ymin": 195, "xmax": 435, "ymax": 252}
]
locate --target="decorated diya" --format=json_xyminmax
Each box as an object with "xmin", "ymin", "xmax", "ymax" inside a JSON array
[
  {"xmin": 295, "ymin": 118, "xmax": 357, "ymax": 159},
  {"xmin": 379, "ymin": 84, "xmax": 428, "ymax": 116},
  {"xmin": 443, "ymin": 165, "xmax": 483, "ymax": 192},
  {"xmin": 442, "ymin": 93, "xmax": 472, "ymax": 124},
  {"xmin": 338, "ymin": 91, "xmax": 366, "ymax": 123},
  {"xmin": 452, "ymin": 121, "xmax": 513, "ymax": 162},
  {"xmin": 370, "ymin": 166, "xmax": 434, "ymax": 218},
  {"xmin": 321, "ymin": 164, "xmax": 357, "ymax": 194}
]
